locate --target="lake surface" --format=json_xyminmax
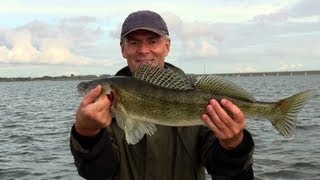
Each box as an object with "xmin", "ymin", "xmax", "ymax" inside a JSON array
[{"xmin": 0, "ymin": 75, "xmax": 319, "ymax": 179}]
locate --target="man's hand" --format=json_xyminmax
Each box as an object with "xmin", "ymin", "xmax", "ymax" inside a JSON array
[
  {"xmin": 202, "ymin": 99, "xmax": 246, "ymax": 150},
  {"xmin": 75, "ymin": 85, "xmax": 113, "ymax": 137}
]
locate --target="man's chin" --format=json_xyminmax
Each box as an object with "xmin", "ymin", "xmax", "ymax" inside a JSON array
[{"xmin": 137, "ymin": 61, "xmax": 154, "ymax": 66}]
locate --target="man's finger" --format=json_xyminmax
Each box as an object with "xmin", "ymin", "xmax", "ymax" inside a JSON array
[
  {"xmin": 211, "ymin": 99, "xmax": 235, "ymax": 129},
  {"xmin": 206, "ymin": 101, "xmax": 226, "ymax": 131},
  {"xmin": 94, "ymin": 95, "xmax": 112, "ymax": 112},
  {"xmin": 201, "ymin": 114, "xmax": 223, "ymax": 137},
  {"xmin": 220, "ymin": 99, "xmax": 245, "ymax": 123},
  {"xmin": 81, "ymin": 85, "xmax": 102, "ymax": 106}
]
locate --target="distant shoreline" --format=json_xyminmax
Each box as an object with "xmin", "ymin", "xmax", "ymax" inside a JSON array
[
  {"xmin": 1, "ymin": 70, "xmax": 320, "ymax": 82},
  {"xmin": 0, "ymin": 74, "xmax": 112, "ymax": 82},
  {"xmin": 202, "ymin": 70, "xmax": 320, "ymax": 77}
]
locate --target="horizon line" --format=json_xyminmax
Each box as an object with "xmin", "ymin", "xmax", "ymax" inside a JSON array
[{"xmin": 1, "ymin": 69, "xmax": 320, "ymax": 79}]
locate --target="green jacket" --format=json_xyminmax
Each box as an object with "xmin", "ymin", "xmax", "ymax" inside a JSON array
[{"xmin": 70, "ymin": 63, "xmax": 254, "ymax": 180}]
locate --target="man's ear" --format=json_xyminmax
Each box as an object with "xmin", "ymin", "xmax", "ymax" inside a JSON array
[
  {"xmin": 120, "ymin": 42, "xmax": 127, "ymax": 58},
  {"xmin": 164, "ymin": 38, "xmax": 171, "ymax": 57}
]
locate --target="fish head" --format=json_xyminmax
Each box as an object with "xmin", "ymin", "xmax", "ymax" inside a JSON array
[
  {"xmin": 77, "ymin": 81, "xmax": 91, "ymax": 96},
  {"xmin": 77, "ymin": 78, "xmax": 113, "ymax": 96}
]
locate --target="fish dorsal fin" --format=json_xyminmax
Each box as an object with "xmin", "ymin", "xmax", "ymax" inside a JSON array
[
  {"xmin": 195, "ymin": 75, "xmax": 256, "ymax": 102},
  {"xmin": 133, "ymin": 65, "xmax": 193, "ymax": 90},
  {"xmin": 115, "ymin": 114, "xmax": 157, "ymax": 145}
]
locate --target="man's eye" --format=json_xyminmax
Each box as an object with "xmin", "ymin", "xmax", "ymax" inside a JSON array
[
  {"xmin": 128, "ymin": 41, "xmax": 139, "ymax": 45},
  {"xmin": 150, "ymin": 39, "xmax": 159, "ymax": 44}
]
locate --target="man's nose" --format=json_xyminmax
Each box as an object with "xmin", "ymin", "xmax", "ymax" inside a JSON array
[{"xmin": 137, "ymin": 43, "xmax": 150, "ymax": 53}]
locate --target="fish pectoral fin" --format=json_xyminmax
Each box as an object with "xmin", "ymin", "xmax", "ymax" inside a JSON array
[
  {"xmin": 115, "ymin": 114, "xmax": 125, "ymax": 129},
  {"xmin": 121, "ymin": 117, "xmax": 157, "ymax": 145}
]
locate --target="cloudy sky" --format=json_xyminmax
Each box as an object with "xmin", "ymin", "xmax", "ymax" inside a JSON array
[{"xmin": 0, "ymin": 0, "xmax": 319, "ymax": 77}]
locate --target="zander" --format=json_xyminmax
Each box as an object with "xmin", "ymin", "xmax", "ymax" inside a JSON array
[{"xmin": 77, "ymin": 66, "xmax": 315, "ymax": 145}]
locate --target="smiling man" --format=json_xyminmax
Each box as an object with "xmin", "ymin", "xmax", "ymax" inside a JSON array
[
  {"xmin": 70, "ymin": 10, "xmax": 254, "ymax": 180},
  {"xmin": 120, "ymin": 30, "xmax": 170, "ymax": 72}
]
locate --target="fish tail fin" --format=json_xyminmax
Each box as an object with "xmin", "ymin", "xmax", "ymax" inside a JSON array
[{"xmin": 272, "ymin": 90, "xmax": 315, "ymax": 139}]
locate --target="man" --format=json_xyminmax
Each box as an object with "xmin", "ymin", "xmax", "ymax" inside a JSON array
[{"xmin": 70, "ymin": 10, "xmax": 254, "ymax": 180}]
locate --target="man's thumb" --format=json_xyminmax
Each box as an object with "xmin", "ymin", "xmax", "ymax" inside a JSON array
[{"xmin": 81, "ymin": 85, "xmax": 102, "ymax": 105}]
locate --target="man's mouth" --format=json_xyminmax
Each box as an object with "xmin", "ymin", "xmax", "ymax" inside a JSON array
[{"xmin": 137, "ymin": 59, "xmax": 153, "ymax": 65}]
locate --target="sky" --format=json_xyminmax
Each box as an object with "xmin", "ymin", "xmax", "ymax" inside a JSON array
[{"xmin": 0, "ymin": 0, "xmax": 320, "ymax": 77}]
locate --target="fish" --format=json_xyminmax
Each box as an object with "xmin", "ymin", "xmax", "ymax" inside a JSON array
[{"xmin": 77, "ymin": 65, "xmax": 316, "ymax": 145}]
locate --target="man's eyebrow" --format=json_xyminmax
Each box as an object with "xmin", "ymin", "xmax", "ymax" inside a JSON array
[
  {"xmin": 125, "ymin": 35, "xmax": 161, "ymax": 41},
  {"xmin": 148, "ymin": 35, "xmax": 161, "ymax": 39},
  {"xmin": 124, "ymin": 36, "xmax": 137, "ymax": 41}
]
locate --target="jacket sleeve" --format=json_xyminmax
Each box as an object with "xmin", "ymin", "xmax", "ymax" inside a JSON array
[
  {"xmin": 70, "ymin": 124, "xmax": 120, "ymax": 180},
  {"xmin": 199, "ymin": 127, "xmax": 254, "ymax": 179}
]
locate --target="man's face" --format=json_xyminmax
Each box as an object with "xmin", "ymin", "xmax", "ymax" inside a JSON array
[{"xmin": 121, "ymin": 30, "xmax": 170, "ymax": 72}]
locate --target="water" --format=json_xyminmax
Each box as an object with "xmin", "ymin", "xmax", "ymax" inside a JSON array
[
  {"xmin": 228, "ymin": 75, "xmax": 320, "ymax": 179},
  {"xmin": 0, "ymin": 80, "xmax": 80, "ymax": 179},
  {"xmin": 0, "ymin": 76, "xmax": 320, "ymax": 179}
]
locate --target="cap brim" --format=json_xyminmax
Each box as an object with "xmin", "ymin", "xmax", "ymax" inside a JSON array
[{"xmin": 121, "ymin": 27, "xmax": 167, "ymax": 38}]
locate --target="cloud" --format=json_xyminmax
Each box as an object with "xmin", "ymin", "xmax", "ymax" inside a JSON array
[
  {"xmin": 252, "ymin": 10, "xmax": 289, "ymax": 23},
  {"xmin": 278, "ymin": 62, "xmax": 304, "ymax": 71},
  {"xmin": 198, "ymin": 41, "xmax": 219, "ymax": 58},
  {"xmin": 160, "ymin": 12, "xmax": 232, "ymax": 60},
  {"xmin": 172, "ymin": 21, "xmax": 227, "ymax": 42},
  {"xmin": 288, "ymin": 0, "xmax": 320, "ymax": 18},
  {"xmin": 161, "ymin": 11, "xmax": 183, "ymax": 34},
  {"xmin": 1, "ymin": 1, "xmax": 320, "ymax": 77},
  {"xmin": 236, "ymin": 66, "xmax": 257, "ymax": 73},
  {"xmin": 159, "ymin": 7, "xmax": 319, "ymax": 74},
  {"xmin": 0, "ymin": 29, "xmax": 39, "ymax": 63},
  {"xmin": 250, "ymin": 0, "xmax": 320, "ymax": 23},
  {"xmin": 0, "ymin": 18, "xmax": 114, "ymax": 66},
  {"xmin": 0, "ymin": 27, "xmax": 89, "ymax": 65}
]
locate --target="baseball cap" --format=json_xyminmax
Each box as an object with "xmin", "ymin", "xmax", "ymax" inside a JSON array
[{"xmin": 121, "ymin": 10, "xmax": 169, "ymax": 38}]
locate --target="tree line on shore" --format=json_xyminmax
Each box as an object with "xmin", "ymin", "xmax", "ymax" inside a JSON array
[{"xmin": 0, "ymin": 74, "xmax": 112, "ymax": 82}]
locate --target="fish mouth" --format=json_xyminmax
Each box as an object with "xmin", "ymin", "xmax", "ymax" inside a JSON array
[
  {"xmin": 107, "ymin": 91, "xmax": 115, "ymax": 102},
  {"xmin": 77, "ymin": 82, "xmax": 90, "ymax": 96}
]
